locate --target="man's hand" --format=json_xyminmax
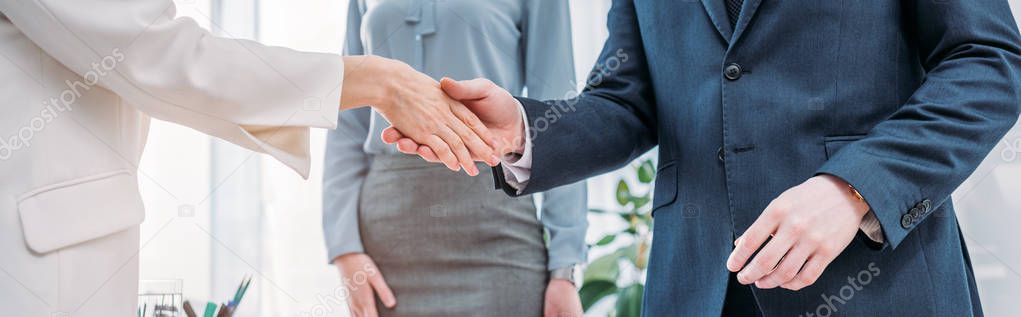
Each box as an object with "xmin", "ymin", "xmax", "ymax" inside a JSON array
[
  {"xmin": 381, "ymin": 77, "xmax": 524, "ymax": 163},
  {"xmin": 334, "ymin": 253, "xmax": 396, "ymax": 317},
  {"xmin": 727, "ymin": 175, "xmax": 870, "ymax": 291},
  {"xmin": 341, "ymin": 57, "xmax": 501, "ymax": 175},
  {"xmin": 544, "ymin": 279, "xmax": 583, "ymax": 317}
]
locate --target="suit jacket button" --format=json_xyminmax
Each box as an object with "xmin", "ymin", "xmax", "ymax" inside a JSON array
[
  {"xmin": 921, "ymin": 199, "xmax": 933, "ymax": 212},
  {"xmin": 724, "ymin": 63, "xmax": 743, "ymax": 80},
  {"xmin": 910, "ymin": 207, "xmax": 923, "ymax": 218},
  {"xmin": 901, "ymin": 214, "xmax": 914, "ymax": 229},
  {"xmin": 717, "ymin": 147, "xmax": 725, "ymax": 162}
]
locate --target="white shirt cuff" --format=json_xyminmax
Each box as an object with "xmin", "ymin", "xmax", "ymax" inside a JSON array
[
  {"xmin": 859, "ymin": 210, "xmax": 884, "ymax": 243},
  {"xmin": 500, "ymin": 100, "xmax": 533, "ymax": 193}
]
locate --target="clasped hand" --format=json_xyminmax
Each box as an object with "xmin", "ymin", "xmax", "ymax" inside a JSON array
[{"xmin": 341, "ymin": 57, "xmax": 506, "ymax": 176}]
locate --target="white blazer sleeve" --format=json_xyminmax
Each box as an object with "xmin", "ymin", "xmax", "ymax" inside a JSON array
[{"xmin": 0, "ymin": 0, "xmax": 344, "ymax": 177}]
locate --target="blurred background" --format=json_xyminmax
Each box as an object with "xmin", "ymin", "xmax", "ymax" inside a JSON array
[{"xmin": 136, "ymin": 1, "xmax": 1021, "ymax": 316}]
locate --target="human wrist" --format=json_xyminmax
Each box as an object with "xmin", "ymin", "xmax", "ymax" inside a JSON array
[
  {"xmin": 332, "ymin": 252, "xmax": 366, "ymax": 265},
  {"xmin": 505, "ymin": 99, "xmax": 528, "ymax": 156},
  {"xmin": 340, "ymin": 56, "xmax": 397, "ymax": 110},
  {"xmin": 548, "ymin": 278, "xmax": 577, "ymax": 290},
  {"xmin": 817, "ymin": 174, "xmax": 870, "ymax": 218}
]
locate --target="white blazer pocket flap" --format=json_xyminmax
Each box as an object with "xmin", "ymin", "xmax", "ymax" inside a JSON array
[{"xmin": 17, "ymin": 170, "xmax": 145, "ymax": 254}]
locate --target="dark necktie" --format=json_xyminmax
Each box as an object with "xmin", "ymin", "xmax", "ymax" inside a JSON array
[{"xmin": 725, "ymin": 0, "xmax": 744, "ymax": 28}]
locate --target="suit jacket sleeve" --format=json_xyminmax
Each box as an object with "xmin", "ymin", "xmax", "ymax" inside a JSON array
[
  {"xmin": 817, "ymin": 0, "xmax": 1021, "ymax": 249},
  {"xmin": 497, "ymin": 0, "xmax": 658, "ymax": 195},
  {"xmin": 0, "ymin": 0, "xmax": 343, "ymax": 178}
]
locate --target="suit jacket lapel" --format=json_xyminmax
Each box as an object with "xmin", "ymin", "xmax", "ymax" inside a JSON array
[
  {"xmin": 699, "ymin": 0, "xmax": 733, "ymax": 44},
  {"xmin": 730, "ymin": 0, "xmax": 763, "ymax": 46}
]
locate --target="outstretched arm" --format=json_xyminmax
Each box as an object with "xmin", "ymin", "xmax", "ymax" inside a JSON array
[
  {"xmin": 386, "ymin": 0, "xmax": 659, "ymax": 194},
  {"xmin": 0, "ymin": 0, "xmax": 497, "ymax": 177}
]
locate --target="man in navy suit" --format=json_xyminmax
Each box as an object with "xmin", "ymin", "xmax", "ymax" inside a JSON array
[{"xmin": 385, "ymin": 0, "xmax": 1021, "ymax": 315}]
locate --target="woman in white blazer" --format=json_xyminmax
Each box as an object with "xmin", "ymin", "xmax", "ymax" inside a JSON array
[{"xmin": 0, "ymin": 0, "xmax": 498, "ymax": 316}]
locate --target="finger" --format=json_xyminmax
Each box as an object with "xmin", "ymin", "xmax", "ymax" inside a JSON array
[
  {"xmin": 781, "ymin": 255, "xmax": 833, "ymax": 291},
  {"xmin": 395, "ymin": 138, "xmax": 420, "ymax": 154},
  {"xmin": 370, "ymin": 274, "xmax": 397, "ymax": 308},
  {"xmin": 727, "ymin": 209, "xmax": 781, "ymax": 272},
  {"xmin": 423, "ymin": 135, "xmax": 459, "ymax": 171},
  {"xmin": 381, "ymin": 127, "xmax": 405, "ymax": 144},
  {"xmin": 416, "ymin": 145, "xmax": 442, "ymax": 163},
  {"xmin": 755, "ymin": 242, "xmax": 813, "ymax": 289},
  {"xmin": 737, "ymin": 233, "xmax": 793, "ymax": 285},
  {"xmin": 440, "ymin": 77, "xmax": 493, "ymax": 101},
  {"xmin": 449, "ymin": 103, "xmax": 500, "ymax": 165},
  {"xmin": 436, "ymin": 126, "xmax": 479, "ymax": 176}
]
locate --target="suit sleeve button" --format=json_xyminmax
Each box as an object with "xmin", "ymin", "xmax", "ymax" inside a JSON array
[
  {"xmin": 901, "ymin": 214, "xmax": 914, "ymax": 229},
  {"xmin": 910, "ymin": 207, "xmax": 923, "ymax": 218}
]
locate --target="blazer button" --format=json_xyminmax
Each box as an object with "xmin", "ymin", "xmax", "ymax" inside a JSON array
[
  {"xmin": 717, "ymin": 147, "xmax": 725, "ymax": 162},
  {"xmin": 901, "ymin": 214, "xmax": 914, "ymax": 229},
  {"xmin": 910, "ymin": 207, "xmax": 923, "ymax": 218},
  {"xmin": 921, "ymin": 199, "xmax": 933, "ymax": 212},
  {"xmin": 724, "ymin": 63, "xmax": 743, "ymax": 80}
]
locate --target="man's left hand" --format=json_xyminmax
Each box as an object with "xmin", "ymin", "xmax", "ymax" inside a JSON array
[
  {"xmin": 727, "ymin": 174, "xmax": 870, "ymax": 291},
  {"xmin": 544, "ymin": 279, "xmax": 583, "ymax": 317}
]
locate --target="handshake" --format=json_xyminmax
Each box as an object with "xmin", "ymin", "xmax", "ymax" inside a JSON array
[{"xmin": 344, "ymin": 56, "xmax": 525, "ymax": 175}]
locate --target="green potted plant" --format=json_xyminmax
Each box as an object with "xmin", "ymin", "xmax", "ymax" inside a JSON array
[{"xmin": 580, "ymin": 159, "xmax": 656, "ymax": 317}]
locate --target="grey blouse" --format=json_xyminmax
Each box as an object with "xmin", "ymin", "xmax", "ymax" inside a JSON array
[{"xmin": 323, "ymin": 0, "xmax": 588, "ymax": 270}]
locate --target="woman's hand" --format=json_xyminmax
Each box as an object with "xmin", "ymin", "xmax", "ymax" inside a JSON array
[
  {"xmin": 334, "ymin": 253, "xmax": 396, "ymax": 317},
  {"xmin": 544, "ymin": 279, "xmax": 583, "ymax": 317},
  {"xmin": 340, "ymin": 56, "xmax": 500, "ymax": 176},
  {"xmin": 381, "ymin": 78, "xmax": 526, "ymax": 163}
]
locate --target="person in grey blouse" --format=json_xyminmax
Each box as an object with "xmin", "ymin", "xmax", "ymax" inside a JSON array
[{"xmin": 322, "ymin": 1, "xmax": 587, "ymax": 316}]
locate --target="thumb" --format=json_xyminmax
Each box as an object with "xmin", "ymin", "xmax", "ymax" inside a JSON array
[{"xmin": 440, "ymin": 77, "xmax": 493, "ymax": 101}]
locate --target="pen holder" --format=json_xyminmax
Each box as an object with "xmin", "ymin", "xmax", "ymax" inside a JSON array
[{"xmin": 138, "ymin": 279, "xmax": 184, "ymax": 317}]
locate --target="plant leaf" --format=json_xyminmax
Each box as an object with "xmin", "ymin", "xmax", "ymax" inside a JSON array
[
  {"xmin": 616, "ymin": 243, "xmax": 640, "ymax": 266},
  {"xmin": 637, "ymin": 160, "xmax": 656, "ymax": 184},
  {"xmin": 596, "ymin": 235, "xmax": 616, "ymax": 246},
  {"xmin": 579, "ymin": 280, "xmax": 617, "ymax": 311},
  {"xmin": 616, "ymin": 180, "xmax": 632, "ymax": 206},
  {"xmin": 584, "ymin": 254, "xmax": 620, "ymax": 284},
  {"xmin": 615, "ymin": 284, "xmax": 645, "ymax": 317},
  {"xmin": 630, "ymin": 195, "xmax": 651, "ymax": 209}
]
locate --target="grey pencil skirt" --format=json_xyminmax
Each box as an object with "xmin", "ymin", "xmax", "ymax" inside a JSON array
[{"xmin": 359, "ymin": 155, "xmax": 548, "ymax": 317}]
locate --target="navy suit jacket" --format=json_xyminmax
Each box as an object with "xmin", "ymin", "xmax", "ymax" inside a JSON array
[{"xmin": 498, "ymin": 0, "xmax": 1021, "ymax": 316}]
